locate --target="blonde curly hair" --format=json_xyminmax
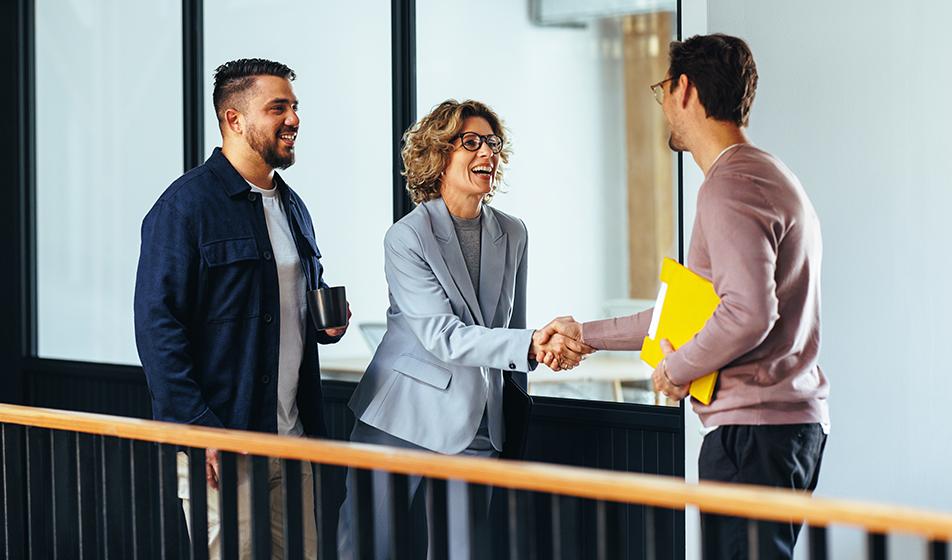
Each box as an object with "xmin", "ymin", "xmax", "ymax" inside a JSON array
[{"xmin": 402, "ymin": 99, "xmax": 511, "ymax": 205}]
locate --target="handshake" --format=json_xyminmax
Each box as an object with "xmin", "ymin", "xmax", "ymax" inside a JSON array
[{"xmin": 529, "ymin": 316, "xmax": 596, "ymax": 372}]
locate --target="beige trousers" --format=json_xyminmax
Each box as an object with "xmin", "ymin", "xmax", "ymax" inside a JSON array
[{"xmin": 177, "ymin": 452, "xmax": 318, "ymax": 559}]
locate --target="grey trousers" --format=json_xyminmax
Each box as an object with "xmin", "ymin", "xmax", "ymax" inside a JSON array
[
  {"xmin": 336, "ymin": 421, "xmax": 496, "ymax": 560},
  {"xmin": 177, "ymin": 452, "xmax": 318, "ymax": 559}
]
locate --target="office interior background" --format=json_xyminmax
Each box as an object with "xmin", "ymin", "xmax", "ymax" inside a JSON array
[{"xmin": 3, "ymin": 0, "xmax": 951, "ymax": 558}]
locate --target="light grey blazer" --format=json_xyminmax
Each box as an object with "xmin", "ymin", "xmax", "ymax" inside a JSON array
[{"xmin": 348, "ymin": 198, "xmax": 535, "ymax": 454}]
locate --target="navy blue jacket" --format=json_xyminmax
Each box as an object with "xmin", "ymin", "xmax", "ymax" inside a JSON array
[{"xmin": 134, "ymin": 148, "xmax": 339, "ymax": 436}]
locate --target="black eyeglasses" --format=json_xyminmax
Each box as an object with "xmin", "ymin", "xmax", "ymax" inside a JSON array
[{"xmin": 456, "ymin": 132, "xmax": 504, "ymax": 154}]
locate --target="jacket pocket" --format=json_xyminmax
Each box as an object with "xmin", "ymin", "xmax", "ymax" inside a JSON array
[
  {"xmin": 199, "ymin": 237, "xmax": 260, "ymax": 322},
  {"xmin": 201, "ymin": 237, "xmax": 259, "ymax": 266},
  {"xmin": 392, "ymin": 354, "xmax": 452, "ymax": 390}
]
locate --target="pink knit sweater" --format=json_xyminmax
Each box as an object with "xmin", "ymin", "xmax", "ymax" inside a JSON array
[{"xmin": 582, "ymin": 145, "xmax": 830, "ymax": 427}]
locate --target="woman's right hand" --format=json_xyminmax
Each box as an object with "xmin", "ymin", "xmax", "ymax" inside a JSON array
[{"xmin": 530, "ymin": 329, "xmax": 595, "ymax": 372}]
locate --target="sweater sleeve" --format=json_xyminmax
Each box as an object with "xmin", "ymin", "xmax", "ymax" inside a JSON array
[
  {"xmin": 580, "ymin": 309, "xmax": 654, "ymax": 350},
  {"xmin": 664, "ymin": 176, "xmax": 782, "ymax": 386}
]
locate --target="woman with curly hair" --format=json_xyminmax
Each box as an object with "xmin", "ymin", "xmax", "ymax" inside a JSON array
[{"xmin": 337, "ymin": 100, "xmax": 593, "ymax": 558}]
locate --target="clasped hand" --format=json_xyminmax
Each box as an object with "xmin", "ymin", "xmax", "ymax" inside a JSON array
[
  {"xmin": 651, "ymin": 339, "xmax": 689, "ymax": 401},
  {"xmin": 530, "ymin": 316, "xmax": 596, "ymax": 372}
]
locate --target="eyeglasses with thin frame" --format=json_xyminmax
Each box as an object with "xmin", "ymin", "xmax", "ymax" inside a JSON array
[
  {"xmin": 650, "ymin": 77, "xmax": 674, "ymax": 105},
  {"xmin": 456, "ymin": 132, "xmax": 504, "ymax": 154}
]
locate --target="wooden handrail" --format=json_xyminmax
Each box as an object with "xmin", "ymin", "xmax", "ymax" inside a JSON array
[{"xmin": 2, "ymin": 403, "xmax": 950, "ymax": 540}]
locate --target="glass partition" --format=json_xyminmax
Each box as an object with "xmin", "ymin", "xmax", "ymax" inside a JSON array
[{"xmin": 35, "ymin": 1, "xmax": 183, "ymax": 364}]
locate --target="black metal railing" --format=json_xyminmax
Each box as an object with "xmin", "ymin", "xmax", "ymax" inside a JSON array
[{"xmin": 2, "ymin": 404, "xmax": 951, "ymax": 560}]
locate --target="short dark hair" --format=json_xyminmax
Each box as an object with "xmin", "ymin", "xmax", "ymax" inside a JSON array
[
  {"xmin": 668, "ymin": 34, "xmax": 758, "ymax": 127},
  {"xmin": 212, "ymin": 58, "xmax": 296, "ymax": 123}
]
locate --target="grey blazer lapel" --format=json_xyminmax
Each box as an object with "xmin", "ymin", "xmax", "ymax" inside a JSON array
[
  {"xmin": 424, "ymin": 199, "xmax": 485, "ymax": 326},
  {"xmin": 478, "ymin": 205, "xmax": 507, "ymax": 327}
]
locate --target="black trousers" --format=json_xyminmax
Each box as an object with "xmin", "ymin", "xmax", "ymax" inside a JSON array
[{"xmin": 699, "ymin": 424, "xmax": 827, "ymax": 560}]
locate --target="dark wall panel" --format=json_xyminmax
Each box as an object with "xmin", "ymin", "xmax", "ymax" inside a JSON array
[{"xmin": 25, "ymin": 361, "xmax": 152, "ymax": 419}]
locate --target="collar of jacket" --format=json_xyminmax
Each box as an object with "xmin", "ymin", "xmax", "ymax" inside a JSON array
[
  {"xmin": 205, "ymin": 147, "xmax": 291, "ymax": 199},
  {"xmin": 424, "ymin": 197, "xmax": 504, "ymax": 245},
  {"xmin": 422, "ymin": 197, "xmax": 507, "ymax": 326}
]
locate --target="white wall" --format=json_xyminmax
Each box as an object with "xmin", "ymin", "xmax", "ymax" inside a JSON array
[{"xmin": 699, "ymin": 1, "xmax": 952, "ymax": 557}]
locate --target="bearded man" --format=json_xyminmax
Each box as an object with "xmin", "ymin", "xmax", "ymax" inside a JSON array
[{"xmin": 134, "ymin": 58, "xmax": 348, "ymax": 558}]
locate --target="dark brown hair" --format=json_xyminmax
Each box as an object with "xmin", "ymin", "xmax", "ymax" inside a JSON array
[{"xmin": 668, "ymin": 34, "xmax": 758, "ymax": 127}]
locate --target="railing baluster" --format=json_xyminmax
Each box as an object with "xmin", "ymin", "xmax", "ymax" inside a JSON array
[
  {"xmin": 0, "ymin": 424, "xmax": 5, "ymax": 560},
  {"xmin": 594, "ymin": 500, "xmax": 607, "ymax": 560},
  {"xmin": 527, "ymin": 491, "xmax": 540, "ymax": 560},
  {"xmin": 25, "ymin": 426, "xmax": 36, "ymax": 556},
  {"xmin": 507, "ymin": 489, "xmax": 521, "ymax": 560},
  {"xmin": 930, "ymin": 539, "xmax": 949, "ymax": 560},
  {"xmin": 310, "ymin": 462, "xmax": 324, "ymax": 559},
  {"xmin": 468, "ymin": 483, "xmax": 490, "ymax": 559},
  {"xmin": 119, "ymin": 438, "xmax": 135, "ymax": 558},
  {"xmin": 353, "ymin": 468, "xmax": 375, "ymax": 560},
  {"xmin": 560, "ymin": 495, "xmax": 579, "ymax": 559},
  {"xmin": 50, "ymin": 430, "xmax": 60, "ymax": 559},
  {"xmin": 644, "ymin": 505, "xmax": 656, "ymax": 560},
  {"xmin": 389, "ymin": 472, "xmax": 411, "ymax": 560},
  {"xmin": 282, "ymin": 459, "xmax": 304, "ymax": 560},
  {"xmin": 868, "ymin": 531, "xmax": 887, "ymax": 560},
  {"xmin": 53, "ymin": 430, "xmax": 80, "ymax": 559},
  {"xmin": 187, "ymin": 447, "xmax": 209, "ymax": 560},
  {"xmin": 96, "ymin": 435, "xmax": 107, "ymax": 559},
  {"xmin": 51, "ymin": 430, "xmax": 59, "ymax": 559},
  {"xmin": 100, "ymin": 435, "xmax": 128, "ymax": 558},
  {"xmin": 808, "ymin": 525, "xmax": 828, "ymax": 560},
  {"xmin": 425, "ymin": 477, "xmax": 449, "ymax": 560},
  {"xmin": 156, "ymin": 444, "xmax": 179, "ymax": 560},
  {"xmin": 27, "ymin": 426, "xmax": 52, "ymax": 558},
  {"xmin": 76, "ymin": 433, "xmax": 91, "ymax": 560},
  {"xmin": 2, "ymin": 424, "xmax": 26, "ymax": 558},
  {"xmin": 218, "ymin": 451, "xmax": 239, "ymax": 560},
  {"xmin": 250, "ymin": 455, "xmax": 272, "ymax": 559},
  {"xmin": 129, "ymin": 439, "xmax": 152, "ymax": 560},
  {"xmin": 747, "ymin": 519, "xmax": 761, "ymax": 560},
  {"xmin": 549, "ymin": 493, "xmax": 562, "ymax": 560}
]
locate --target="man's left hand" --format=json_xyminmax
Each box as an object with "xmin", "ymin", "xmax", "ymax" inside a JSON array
[
  {"xmin": 651, "ymin": 339, "xmax": 689, "ymax": 401},
  {"xmin": 323, "ymin": 303, "xmax": 352, "ymax": 338}
]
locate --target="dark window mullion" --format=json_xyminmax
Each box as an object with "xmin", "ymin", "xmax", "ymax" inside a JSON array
[
  {"xmin": 1, "ymin": 0, "xmax": 36, "ymax": 404},
  {"xmin": 182, "ymin": 0, "xmax": 204, "ymax": 172},
  {"xmin": 391, "ymin": 0, "xmax": 416, "ymax": 222}
]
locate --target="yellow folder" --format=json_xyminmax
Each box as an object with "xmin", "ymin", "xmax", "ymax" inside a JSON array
[{"xmin": 641, "ymin": 258, "xmax": 721, "ymax": 405}]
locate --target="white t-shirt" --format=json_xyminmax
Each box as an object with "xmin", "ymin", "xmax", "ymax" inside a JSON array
[{"xmin": 248, "ymin": 180, "xmax": 306, "ymax": 436}]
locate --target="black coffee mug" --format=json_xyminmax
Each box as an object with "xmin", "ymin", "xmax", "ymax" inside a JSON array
[{"xmin": 306, "ymin": 286, "xmax": 348, "ymax": 330}]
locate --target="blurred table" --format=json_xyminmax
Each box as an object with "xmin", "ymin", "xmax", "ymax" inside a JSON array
[
  {"xmin": 322, "ymin": 352, "xmax": 657, "ymax": 404},
  {"xmin": 527, "ymin": 352, "xmax": 653, "ymax": 402}
]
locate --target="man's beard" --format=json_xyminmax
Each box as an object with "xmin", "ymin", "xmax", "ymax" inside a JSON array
[{"xmin": 247, "ymin": 124, "xmax": 295, "ymax": 170}]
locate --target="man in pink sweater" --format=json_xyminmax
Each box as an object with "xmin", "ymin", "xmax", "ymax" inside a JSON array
[{"xmin": 541, "ymin": 34, "xmax": 829, "ymax": 559}]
